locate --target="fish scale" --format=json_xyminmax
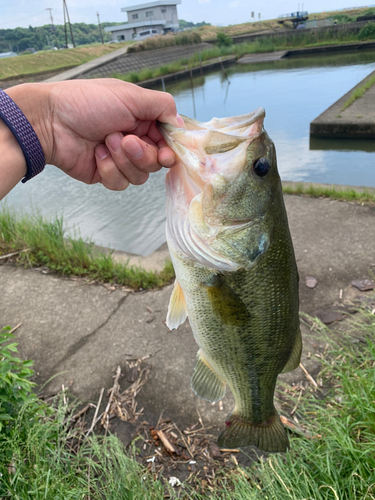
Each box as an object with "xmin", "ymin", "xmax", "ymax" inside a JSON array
[{"xmin": 159, "ymin": 110, "xmax": 301, "ymax": 453}]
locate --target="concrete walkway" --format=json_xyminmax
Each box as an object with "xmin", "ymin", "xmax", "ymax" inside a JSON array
[
  {"xmin": 311, "ymin": 68, "xmax": 375, "ymax": 139},
  {"xmin": 1, "ymin": 193, "xmax": 375, "ymax": 437}
]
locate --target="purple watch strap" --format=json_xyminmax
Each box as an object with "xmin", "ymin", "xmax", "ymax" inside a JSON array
[{"xmin": 0, "ymin": 88, "xmax": 45, "ymax": 183}]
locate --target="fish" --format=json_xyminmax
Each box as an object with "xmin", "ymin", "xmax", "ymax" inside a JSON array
[{"xmin": 158, "ymin": 108, "xmax": 301, "ymax": 453}]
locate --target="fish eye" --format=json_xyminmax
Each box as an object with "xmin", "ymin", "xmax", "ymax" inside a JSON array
[{"xmin": 253, "ymin": 157, "xmax": 271, "ymax": 178}]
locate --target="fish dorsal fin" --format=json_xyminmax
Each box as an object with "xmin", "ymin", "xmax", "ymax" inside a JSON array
[
  {"xmin": 281, "ymin": 327, "xmax": 302, "ymax": 373},
  {"xmin": 166, "ymin": 279, "xmax": 187, "ymax": 330}
]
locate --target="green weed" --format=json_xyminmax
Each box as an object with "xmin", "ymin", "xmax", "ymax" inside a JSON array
[
  {"xmin": 282, "ymin": 183, "xmax": 375, "ymax": 205},
  {"xmin": 0, "ymin": 208, "xmax": 175, "ymax": 289}
]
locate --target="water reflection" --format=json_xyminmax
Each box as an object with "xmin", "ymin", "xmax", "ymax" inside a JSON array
[
  {"xmin": 310, "ymin": 136, "xmax": 375, "ymax": 152},
  {"xmin": 4, "ymin": 50, "xmax": 375, "ymax": 255}
]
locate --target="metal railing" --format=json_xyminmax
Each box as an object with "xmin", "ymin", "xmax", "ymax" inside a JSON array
[{"xmin": 278, "ymin": 11, "xmax": 308, "ymax": 19}]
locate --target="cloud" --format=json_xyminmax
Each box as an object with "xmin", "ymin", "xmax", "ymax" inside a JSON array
[
  {"xmin": 229, "ymin": 0, "xmax": 240, "ymax": 8},
  {"xmin": 198, "ymin": 0, "xmax": 210, "ymax": 3}
]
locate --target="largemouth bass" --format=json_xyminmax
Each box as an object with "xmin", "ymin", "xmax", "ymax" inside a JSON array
[{"xmin": 159, "ymin": 109, "xmax": 301, "ymax": 453}]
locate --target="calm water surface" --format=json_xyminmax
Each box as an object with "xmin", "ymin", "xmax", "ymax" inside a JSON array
[{"xmin": 4, "ymin": 51, "xmax": 375, "ymax": 255}]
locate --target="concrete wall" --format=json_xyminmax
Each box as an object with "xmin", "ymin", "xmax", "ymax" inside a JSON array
[{"xmin": 115, "ymin": 23, "xmax": 165, "ymax": 42}]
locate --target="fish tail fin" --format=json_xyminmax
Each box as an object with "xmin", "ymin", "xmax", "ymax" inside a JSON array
[{"xmin": 217, "ymin": 411, "xmax": 289, "ymax": 452}]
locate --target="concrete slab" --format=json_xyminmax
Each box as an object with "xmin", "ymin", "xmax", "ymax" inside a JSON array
[
  {"xmin": 310, "ymin": 69, "xmax": 375, "ymax": 139},
  {"xmin": 43, "ymin": 45, "xmax": 131, "ymax": 82},
  {"xmin": 1, "ymin": 194, "xmax": 375, "ymax": 433},
  {"xmin": 238, "ymin": 51, "xmax": 288, "ymax": 64}
]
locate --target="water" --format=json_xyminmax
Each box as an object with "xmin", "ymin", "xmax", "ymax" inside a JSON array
[{"xmin": 4, "ymin": 50, "xmax": 375, "ymax": 255}]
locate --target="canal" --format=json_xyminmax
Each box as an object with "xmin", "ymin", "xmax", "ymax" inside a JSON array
[{"xmin": 4, "ymin": 50, "xmax": 375, "ymax": 256}]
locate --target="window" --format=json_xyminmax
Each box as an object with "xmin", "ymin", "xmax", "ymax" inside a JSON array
[
  {"xmin": 146, "ymin": 10, "xmax": 153, "ymax": 17},
  {"xmin": 132, "ymin": 13, "xmax": 138, "ymax": 20},
  {"xmin": 161, "ymin": 8, "xmax": 166, "ymax": 12},
  {"xmin": 139, "ymin": 30, "xmax": 151, "ymax": 36},
  {"xmin": 118, "ymin": 35, "xmax": 125, "ymax": 40}
]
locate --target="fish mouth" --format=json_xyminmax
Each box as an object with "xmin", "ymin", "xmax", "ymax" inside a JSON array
[
  {"xmin": 158, "ymin": 108, "xmax": 265, "ymax": 191},
  {"xmin": 160, "ymin": 109, "xmax": 267, "ymax": 271}
]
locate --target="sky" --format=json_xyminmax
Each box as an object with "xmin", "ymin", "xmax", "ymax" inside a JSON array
[{"xmin": 0, "ymin": 0, "xmax": 373, "ymax": 30}]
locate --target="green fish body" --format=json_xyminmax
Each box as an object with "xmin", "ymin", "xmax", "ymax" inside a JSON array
[{"xmin": 159, "ymin": 109, "xmax": 301, "ymax": 452}]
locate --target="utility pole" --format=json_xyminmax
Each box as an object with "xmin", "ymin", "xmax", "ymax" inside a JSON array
[
  {"xmin": 63, "ymin": 0, "xmax": 75, "ymax": 48},
  {"xmin": 46, "ymin": 8, "xmax": 58, "ymax": 48},
  {"xmin": 97, "ymin": 11, "xmax": 104, "ymax": 44},
  {"xmin": 63, "ymin": 0, "xmax": 68, "ymax": 48}
]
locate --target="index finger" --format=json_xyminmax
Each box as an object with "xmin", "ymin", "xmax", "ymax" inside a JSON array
[{"xmin": 125, "ymin": 86, "xmax": 186, "ymax": 129}]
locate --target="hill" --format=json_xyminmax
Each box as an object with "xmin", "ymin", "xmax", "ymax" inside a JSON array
[{"xmin": 0, "ymin": 23, "xmax": 122, "ymax": 53}]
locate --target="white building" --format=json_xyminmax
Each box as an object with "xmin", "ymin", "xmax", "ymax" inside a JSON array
[{"xmin": 105, "ymin": 0, "xmax": 181, "ymax": 42}]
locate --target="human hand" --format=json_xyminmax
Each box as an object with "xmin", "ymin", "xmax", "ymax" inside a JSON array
[{"xmin": 6, "ymin": 79, "xmax": 185, "ymax": 190}]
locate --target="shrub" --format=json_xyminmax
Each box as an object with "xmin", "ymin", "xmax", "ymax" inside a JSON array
[
  {"xmin": 357, "ymin": 22, "xmax": 375, "ymax": 39},
  {"xmin": 127, "ymin": 30, "xmax": 201, "ymax": 53},
  {"xmin": 216, "ymin": 32, "xmax": 233, "ymax": 47},
  {"xmin": 0, "ymin": 327, "xmax": 43, "ymax": 439}
]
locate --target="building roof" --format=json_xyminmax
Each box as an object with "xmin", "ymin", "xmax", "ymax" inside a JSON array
[
  {"xmin": 121, "ymin": 0, "xmax": 181, "ymax": 13},
  {"xmin": 104, "ymin": 19, "xmax": 166, "ymax": 32}
]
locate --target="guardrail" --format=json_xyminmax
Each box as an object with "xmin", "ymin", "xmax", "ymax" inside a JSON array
[{"xmin": 278, "ymin": 11, "xmax": 308, "ymax": 19}]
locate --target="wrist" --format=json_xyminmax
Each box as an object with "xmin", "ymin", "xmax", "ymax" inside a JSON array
[
  {"xmin": 6, "ymin": 83, "xmax": 54, "ymax": 165},
  {"xmin": 0, "ymin": 120, "xmax": 27, "ymax": 199}
]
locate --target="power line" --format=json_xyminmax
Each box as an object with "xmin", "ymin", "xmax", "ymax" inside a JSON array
[{"xmin": 0, "ymin": 9, "xmax": 46, "ymax": 27}]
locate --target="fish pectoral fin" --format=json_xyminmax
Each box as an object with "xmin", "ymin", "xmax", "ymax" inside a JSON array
[
  {"xmin": 166, "ymin": 279, "xmax": 187, "ymax": 330},
  {"xmin": 191, "ymin": 350, "xmax": 226, "ymax": 402},
  {"xmin": 281, "ymin": 327, "xmax": 302, "ymax": 373},
  {"xmin": 202, "ymin": 274, "xmax": 251, "ymax": 327}
]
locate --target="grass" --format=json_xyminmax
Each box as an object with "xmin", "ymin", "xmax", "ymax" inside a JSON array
[
  {"xmin": 0, "ymin": 42, "xmax": 129, "ymax": 81},
  {"xmin": 0, "ymin": 208, "xmax": 174, "ymax": 290},
  {"xmin": 341, "ymin": 73, "xmax": 375, "ymax": 111},
  {"xmin": 2, "ymin": 301, "xmax": 375, "ymax": 498},
  {"xmin": 282, "ymin": 183, "xmax": 375, "ymax": 205},
  {"xmin": 0, "ymin": 400, "xmax": 169, "ymax": 498}
]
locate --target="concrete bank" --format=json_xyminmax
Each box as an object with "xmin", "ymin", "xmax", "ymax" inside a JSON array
[
  {"xmin": 219, "ymin": 19, "xmax": 373, "ymax": 45},
  {"xmin": 44, "ymin": 43, "xmax": 212, "ymax": 82},
  {"xmin": 310, "ymin": 69, "xmax": 375, "ymax": 139},
  {"xmin": 238, "ymin": 40, "xmax": 375, "ymax": 65},
  {"xmin": 138, "ymin": 56, "xmax": 235, "ymax": 89},
  {"xmin": 2, "ymin": 188, "xmax": 374, "ymax": 440}
]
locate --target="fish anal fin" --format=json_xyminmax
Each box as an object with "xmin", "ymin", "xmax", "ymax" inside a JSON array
[
  {"xmin": 218, "ymin": 412, "xmax": 289, "ymax": 452},
  {"xmin": 281, "ymin": 327, "xmax": 302, "ymax": 374},
  {"xmin": 166, "ymin": 280, "xmax": 187, "ymax": 330},
  {"xmin": 191, "ymin": 350, "xmax": 226, "ymax": 402}
]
